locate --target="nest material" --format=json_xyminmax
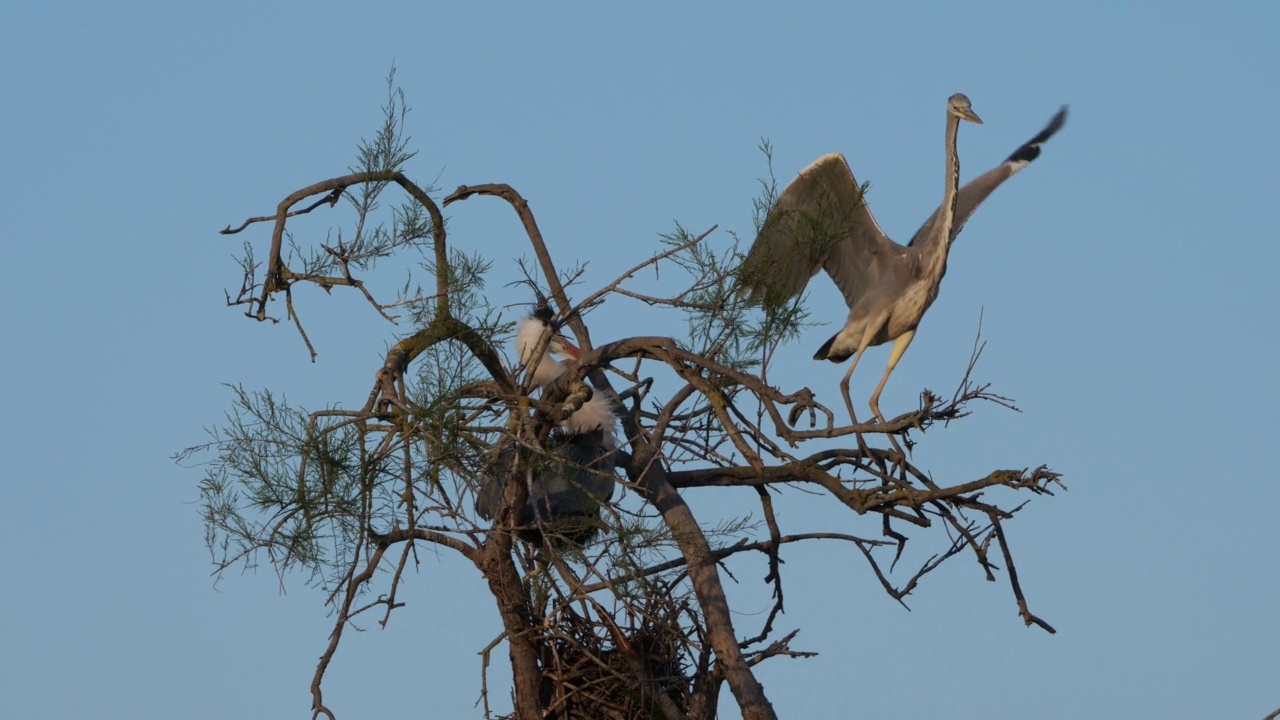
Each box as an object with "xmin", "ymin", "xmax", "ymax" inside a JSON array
[{"xmin": 532, "ymin": 597, "xmax": 697, "ymax": 720}]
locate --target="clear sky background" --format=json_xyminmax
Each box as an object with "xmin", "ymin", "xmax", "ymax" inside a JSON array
[{"xmin": 2, "ymin": 2, "xmax": 1277, "ymax": 718}]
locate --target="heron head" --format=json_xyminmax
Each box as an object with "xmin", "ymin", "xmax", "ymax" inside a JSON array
[
  {"xmin": 548, "ymin": 334, "xmax": 582, "ymax": 361},
  {"xmin": 947, "ymin": 93, "xmax": 983, "ymax": 125},
  {"xmin": 516, "ymin": 315, "xmax": 581, "ymax": 387}
]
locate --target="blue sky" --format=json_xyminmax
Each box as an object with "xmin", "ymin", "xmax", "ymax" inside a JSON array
[{"xmin": 2, "ymin": 2, "xmax": 1277, "ymax": 718}]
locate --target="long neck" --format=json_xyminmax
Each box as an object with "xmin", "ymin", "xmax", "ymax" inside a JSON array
[
  {"xmin": 941, "ymin": 113, "xmax": 961, "ymax": 244},
  {"xmin": 918, "ymin": 112, "xmax": 963, "ymax": 273}
]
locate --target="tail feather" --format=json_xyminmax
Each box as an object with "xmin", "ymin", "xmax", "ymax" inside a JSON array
[{"xmin": 813, "ymin": 332, "xmax": 852, "ymax": 362}]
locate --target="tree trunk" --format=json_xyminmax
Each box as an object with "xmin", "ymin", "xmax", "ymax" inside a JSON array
[{"xmin": 481, "ymin": 539, "xmax": 546, "ymax": 720}]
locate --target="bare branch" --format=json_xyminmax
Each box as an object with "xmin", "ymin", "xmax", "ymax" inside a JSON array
[
  {"xmin": 221, "ymin": 187, "xmax": 344, "ymax": 235},
  {"xmin": 989, "ymin": 515, "xmax": 1057, "ymax": 634}
]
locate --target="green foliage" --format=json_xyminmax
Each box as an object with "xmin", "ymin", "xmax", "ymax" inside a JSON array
[
  {"xmin": 185, "ymin": 386, "xmax": 368, "ymax": 586},
  {"xmin": 261, "ymin": 68, "xmax": 436, "ymax": 302},
  {"xmin": 654, "ymin": 140, "xmax": 824, "ymax": 380}
]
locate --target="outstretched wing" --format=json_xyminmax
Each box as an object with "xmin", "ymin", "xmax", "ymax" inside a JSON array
[
  {"xmin": 740, "ymin": 153, "xmax": 904, "ymax": 309},
  {"xmin": 908, "ymin": 106, "xmax": 1068, "ymax": 248}
]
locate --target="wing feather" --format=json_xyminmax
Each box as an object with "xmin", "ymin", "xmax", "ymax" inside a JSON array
[
  {"xmin": 908, "ymin": 106, "xmax": 1068, "ymax": 248},
  {"xmin": 741, "ymin": 153, "xmax": 903, "ymax": 309}
]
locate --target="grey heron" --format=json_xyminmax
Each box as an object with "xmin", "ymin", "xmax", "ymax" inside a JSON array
[
  {"xmin": 740, "ymin": 94, "xmax": 1067, "ymax": 428},
  {"xmin": 474, "ymin": 313, "xmax": 618, "ymax": 545}
]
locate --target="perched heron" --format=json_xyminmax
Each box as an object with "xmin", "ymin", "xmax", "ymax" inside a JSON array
[
  {"xmin": 474, "ymin": 313, "xmax": 618, "ymax": 544},
  {"xmin": 740, "ymin": 94, "xmax": 1067, "ymax": 427}
]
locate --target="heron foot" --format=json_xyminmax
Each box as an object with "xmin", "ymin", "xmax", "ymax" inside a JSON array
[
  {"xmin": 853, "ymin": 431, "xmax": 874, "ymax": 463},
  {"xmin": 870, "ymin": 403, "xmax": 909, "ymax": 473},
  {"xmin": 885, "ymin": 433, "xmax": 907, "ymax": 469}
]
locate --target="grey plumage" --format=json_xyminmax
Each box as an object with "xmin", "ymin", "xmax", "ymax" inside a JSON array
[
  {"xmin": 741, "ymin": 95, "xmax": 1066, "ymax": 426},
  {"xmin": 474, "ymin": 431, "xmax": 617, "ymax": 544},
  {"xmin": 474, "ymin": 315, "xmax": 618, "ymax": 544}
]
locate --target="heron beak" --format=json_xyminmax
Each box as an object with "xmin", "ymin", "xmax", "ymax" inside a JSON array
[
  {"xmin": 960, "ymin": 108, "xmax": 983, "ymax": 125},
  {"xmin": 554, "ymin": 336, "xmax": 582, "ymax": 361}
]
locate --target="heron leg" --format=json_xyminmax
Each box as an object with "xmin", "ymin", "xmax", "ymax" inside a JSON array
[
  {"xmin": 838, "ymin": 350, "xmax": 866, "ymax": 427},
  {"xmin": 838, "ymin": 350, "xmax": 877, "ymax": 462},
  {"xmin": 869, "ymin": 329, "xmax": 916, "ymax": 462},
  {"xmin": 840, "ymin": 317, "xmax": 889, "ymax": 426},
  {"xmin": 869, "ymin": 329, "xmax": 916, "ymax": 425},
  {"xmin": 841, "ymin": 319, "xmax": 891, "ymax": 466}
]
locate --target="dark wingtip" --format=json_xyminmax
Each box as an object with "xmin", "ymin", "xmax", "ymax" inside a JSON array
[{"xmin": 1005, "ymin": 105, "xmax": 1069, "ymax": 165}]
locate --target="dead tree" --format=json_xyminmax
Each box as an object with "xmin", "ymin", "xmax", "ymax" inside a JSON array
[{"xmin": 185, "ymin": 80, "xmax": 1063, "ymax": 720}]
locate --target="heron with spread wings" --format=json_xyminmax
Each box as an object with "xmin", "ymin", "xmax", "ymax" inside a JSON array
[{"xmin": 741, "ymin": 94, "xmax": 1067, "ymax": 427}]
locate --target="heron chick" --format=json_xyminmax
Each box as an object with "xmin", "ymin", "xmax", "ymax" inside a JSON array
[{"xmin": 475, "ymin": 314, "xmax": 618, "ymax": 545}]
